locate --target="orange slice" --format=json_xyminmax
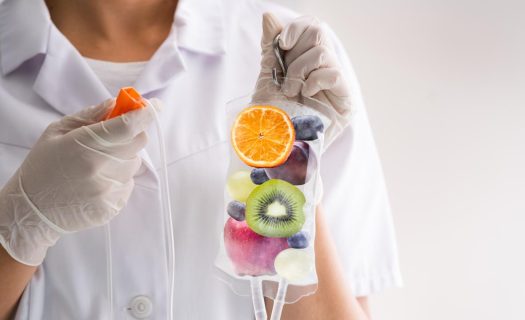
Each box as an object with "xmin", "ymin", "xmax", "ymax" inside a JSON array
[{"xmin": 231, "ymin": 105, "xmax": 295, "ymax": 168}]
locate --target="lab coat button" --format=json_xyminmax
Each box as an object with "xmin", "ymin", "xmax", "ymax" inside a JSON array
[{"xmin": 128, "ymin": 295, "xmax": 153, "ymax": 319}]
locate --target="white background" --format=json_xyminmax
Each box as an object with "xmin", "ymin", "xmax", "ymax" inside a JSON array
[{"xmin": 270, "ymin": 0, "xmax": 525, "ymax": 319}]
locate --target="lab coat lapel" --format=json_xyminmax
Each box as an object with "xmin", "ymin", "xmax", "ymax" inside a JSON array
[
  {"xmin": 133, "ymin": 0, "xmax": 227, "ymax": 95},
  {"xmin": 133, "ymin": 30, "xmax": 187, "ymax": 96},
  {"xmin": 32, "ymin": 27, "xmax": 111, "ymax": 115}
]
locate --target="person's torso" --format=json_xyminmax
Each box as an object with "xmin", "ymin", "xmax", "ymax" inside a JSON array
[{"xmin": 0, "ymin": 0, "xmax": 299, "ymax": 318}]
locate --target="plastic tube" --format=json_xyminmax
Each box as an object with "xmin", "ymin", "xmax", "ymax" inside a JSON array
[
  {"xmin": 270, "ymin": 279, "xmax": 288, "ymax": 320},
  {"xmin": 104, "ymin": 89, "xmax": 175, "ymax": 320},
  {"xmin": 146, "ymin": 99, "xmax": 176, "ymax": 320},
  {"xmin": 250, "ymin": 278, "xmax": 267, "ymax": 320},
  {"xmin": 105, "ymin": 225, "xmax": 113, "ymax": 319}
]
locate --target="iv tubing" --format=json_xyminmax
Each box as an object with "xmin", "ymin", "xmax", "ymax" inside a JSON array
[
  {"xmin": 270, "ymin": 279, "xmax": 288, "ymax": 320},
  {"xmin": 251, "ymin": 277, "xmax": 267, "ymax": 320},
  {"xmin": 105, "ymin": 225, "xmax": 113, "ymax": 319},
  {"xmin": 103, "ymin": 93, "xmax": 175, "ymax": 319},
  {"xmin": 146, "ymin": 100, "xmax": 176, "ymax": 320}
]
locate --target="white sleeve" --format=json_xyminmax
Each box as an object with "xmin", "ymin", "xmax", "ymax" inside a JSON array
[{"xmin": 319, "ymin": 25, "xmax": 403, "ymax": 296}]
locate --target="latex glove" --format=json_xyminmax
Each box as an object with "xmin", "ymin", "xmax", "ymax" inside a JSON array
[
  {"xmin": 253, "ymin": 13, "xmax": 352, "ymax": 146},
  {"xmin": 0, "ymin": 98, "xmax": 160, "ymax": 266}
]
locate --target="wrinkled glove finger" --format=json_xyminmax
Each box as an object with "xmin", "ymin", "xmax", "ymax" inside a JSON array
[
  {"xmin": 314, "ymin": 90, "xmax": 352, "ymax": 120},
  {"xmin": 91, "ymin": 106, "xmax": 153, "ymax": 143},
  {"xmin": 75, "ymin": 97, "xmax": 161, "ymax": 144},
  {"xmin": 302, "ymin": 67, "xmax": 350, "ymax": 98},
  {"xmin": 259, "ymin": 12, "xmax": 284, "ymax": 74},
  {"xmin": 71, "ymin": 130, "xmax": 147, "ymax": 163},
  {"xmin": 75, "ymin": 127, "xmax": 149, "ymax": 160},
  {"xmin": 283, "ymin": 45, "xmax": 338, "ymax": 97},
  {"xmin": 253, "ymin": 12, "xmax": 286, "ymax": 103},
  {"xmin": 98, "ymin": 179, "xmax": 135, "ymax": 221},
  {"xmin": 279, "ymin": 16, "xmax": 328, "ymax": 66},
  {"xmin": 50, "ymin": 99, "xmax": 114, "ymax": 134},
  {"xmin": 60, "ymin": 137, "xmax": 143, "ymax": 180},
  {"xmin": 63, "ymin": 179, "xmax": 136, "ymax": 231},
  {"xmin": 99, "ymin": 156, "xmax": 143, "ymax": 184}
]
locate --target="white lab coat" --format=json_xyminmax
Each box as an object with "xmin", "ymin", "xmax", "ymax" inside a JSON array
[{"xmin": 0, "ymin": 0, "xmax": 402, "ymax": 319}]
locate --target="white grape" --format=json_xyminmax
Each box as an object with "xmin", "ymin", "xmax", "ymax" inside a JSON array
[
  {"xmin": 226, "ymin": 170, "xmax": 256, "ymax": 202},
  {"xmin": 274, "ymin": 248, "xmax": 314, "ymax": 283}
]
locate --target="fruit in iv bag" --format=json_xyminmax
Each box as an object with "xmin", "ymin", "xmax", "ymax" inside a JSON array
[
  {"xmin": 231, "ymin": 105, "xmax": 295, "ymax": 168},
  {"xmin": 227, "ymin": 201, "xmax": 246, "ymax": 221},
  {"xmin": 224, "ymin": 218, "xmax": 288, "ymax": 276},
  {"xmin": 291, "ymin": 115, "xmax": 324, "ymax": 141},
  {"xmin": 250, "ymin": 168, "xmax": 270, "ymax": 185},
  {"xmin": 287, "ymin": 231, "xmax": 310, "ymax": 249},
  {"xmin": 226, "ymin": 171, "xmax": 257, "ymax": 202},
  {"xmin": 274, "ymin": 248, "xmax": 314, "ymax": 282},
  {"xmin": 245, "ymin": 179, "xmax": 305, "ymax": 238},
  {"xmin": 265, "ymin": 141, "xmax": 314, "ymax": 185}
]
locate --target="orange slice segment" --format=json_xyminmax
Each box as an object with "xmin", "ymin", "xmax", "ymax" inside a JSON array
[{"xmin": 232, "ymin": 105, "xmax": 295, "ymax": 168}]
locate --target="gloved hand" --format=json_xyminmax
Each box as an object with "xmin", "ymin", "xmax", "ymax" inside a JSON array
[
  {"xmin": 253, "ymin": 13, "xmax": 352, "ymax": 146},
  {"xmin": 0, "ymin": 98, "xmax": 160, "ymax": 266}
]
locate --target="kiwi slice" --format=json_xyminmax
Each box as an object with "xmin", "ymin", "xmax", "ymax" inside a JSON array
[{"xmin": 245, "ymin": 179, "xmax": 306, "ymax": 238}]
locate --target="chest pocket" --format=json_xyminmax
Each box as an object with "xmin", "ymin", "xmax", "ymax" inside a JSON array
[
  {"xmin": 143, "ymin": 56, "xmax": 230, "ymax": 167},
  {"xmin": 146, "ymin": 76, "xmax": 230, "ymax": 210}
]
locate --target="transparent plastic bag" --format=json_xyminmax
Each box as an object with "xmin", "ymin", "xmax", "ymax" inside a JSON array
[{"xmin": 215, "ymin": 77, "xmax": 337, "ymax": 318}]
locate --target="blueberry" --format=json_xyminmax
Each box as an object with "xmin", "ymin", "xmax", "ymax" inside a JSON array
[
  {"xmin": 227, "ymin": 201, "xmax": 246, "ymax": 221},
  {"xmin": 287, "ymin": 231, "xmax": 309, "ymax": 249},
  {"xmin": 292, "ymin": 115, "xmax": 324, "ymax": 141},
  {"xmin": 250, "ymin": 168, "xmax": 269, "ymax": 185}
]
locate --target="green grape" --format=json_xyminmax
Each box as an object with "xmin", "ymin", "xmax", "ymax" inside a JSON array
[{"xmin": 226, "ymin": 170, "xmax": 256, "ymax": 202}]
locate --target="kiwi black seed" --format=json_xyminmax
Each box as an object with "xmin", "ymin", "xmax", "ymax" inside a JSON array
[{"xmin": 245, "ymin": 179, "xmax": 306, "ymax": 238}]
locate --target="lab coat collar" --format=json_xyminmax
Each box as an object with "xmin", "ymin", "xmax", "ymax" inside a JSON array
[
  {"xmin": 0, "ymin": 0, "xmax": 227, "ymax": 77},
  {"xmin": 32, "ymin": 26, "xmax": 112, "ymax": 113},
  {"xmin": 132, "ymin": 0, "xmax": 228, "ymax": 93},
  {"xmin": 0, "ymin": 0, "xmax": 51, "ymax": 75},
  {"xmin": 0, "ymin": 0, "xmax": 112, "ymax": 112},
  {"xmin": 132, "ymin": 29, "xmax": 187, "ymax": 95}
]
